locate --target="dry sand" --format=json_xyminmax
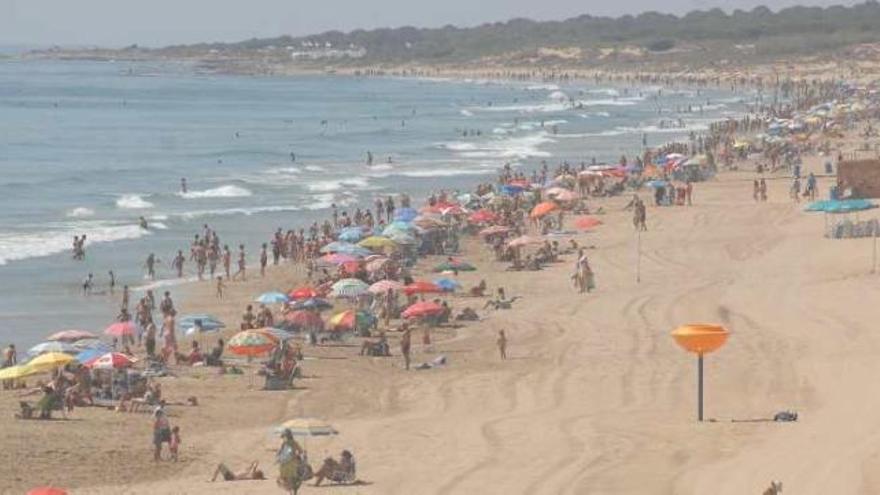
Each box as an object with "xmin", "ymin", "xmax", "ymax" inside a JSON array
[{"xmin": 5, "ymin": 140, "xmax": 880, "ymax": 494}]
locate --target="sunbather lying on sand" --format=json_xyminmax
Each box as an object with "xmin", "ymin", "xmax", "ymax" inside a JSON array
[{"xmin": 212, "ymin": 461, "xmax": 265, "ymax": 482}]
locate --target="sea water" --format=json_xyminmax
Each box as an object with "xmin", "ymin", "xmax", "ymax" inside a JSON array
[{"xmin": 0, "ymin": 59, "xmax": 750, "ymax": 348}]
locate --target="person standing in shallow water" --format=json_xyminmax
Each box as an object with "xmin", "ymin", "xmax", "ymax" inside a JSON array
[{"xmin": 180, "ymin": 178, "xmax": 187, "ymax": 194}]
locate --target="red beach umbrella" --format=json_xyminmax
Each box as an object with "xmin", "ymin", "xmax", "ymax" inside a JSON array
[
  {"xmin": 104, "ymin": 321, "xmax": 136, "ymax": 337},
  {"xmin": 402, "ymin": 301, "xmax": 445, "ymax": 319},
  {"xmin": 403, "ymin": 281, "xmax": 444, "ymax": 296},
  {"xmin": 288, "ymin": 287, "xmax": 320, "ymax": 300},
  {"xmin": 574, "ymin": 216, "xmax": 603, "ymax": 230}
]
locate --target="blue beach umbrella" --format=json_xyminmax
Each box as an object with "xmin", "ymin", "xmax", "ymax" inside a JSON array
[
  {"xmin": 292, "ymin": 298, "xmax": 334, "ymax": 311},
  {"xmin": 27, "ymin": 341, "xmax": 79, "ymax": 357},
  {"xmin": 434, "ymin": 278, "xmax": 461, "ymax": 292},
  {"xmin": 255, "ymin": 291, "xmax": 291, "ymax": 304},
  {"xmin": 394, "ymin": 207, "xmax": 418, "ymax": 222},
  {"xmin": 337, "ymin": 227, "xmax": 364, "ymax": 243},
  {"xmin": 501, "ymin": 184, "xmax": 524, "ymax": 196},
  {"xmin": 75, "ymin": 348, "xmax": 107, "ymax": 364}
]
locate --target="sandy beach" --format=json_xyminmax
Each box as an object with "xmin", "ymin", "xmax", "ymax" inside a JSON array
[{"xmin": 5, "ymin": 81, "xmax": 880, "ymax": 495}]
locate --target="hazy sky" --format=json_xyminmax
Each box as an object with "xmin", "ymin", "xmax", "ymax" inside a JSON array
[{"xmin": 0, "ymin": 0, "xmax": 865, "ymax": 47}]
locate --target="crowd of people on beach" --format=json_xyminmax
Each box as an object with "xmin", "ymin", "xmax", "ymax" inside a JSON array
[{"xmin": 8, "ymin": 72, "xmax": 880, "ymax": 493}]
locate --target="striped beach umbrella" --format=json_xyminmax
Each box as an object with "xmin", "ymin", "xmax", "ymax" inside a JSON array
[
  {"xmin": 227, "ymin": 330, "xmax": 278, "ymax": 357},
  {"xmin": 330, "ymin": 278, "xmax": 370, "ymax": 298},
  {"xmin": 85, "ymin": 352, "xmax": 136, "ymax": 369},
  {"xmin": 368, "ymin": 279, "xmax": 404, "ymax": 294}
]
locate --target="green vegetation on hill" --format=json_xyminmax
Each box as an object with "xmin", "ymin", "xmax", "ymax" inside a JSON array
[{"xmin": 152, "ymin": 2, "xmax": 880, "ymax": 65}]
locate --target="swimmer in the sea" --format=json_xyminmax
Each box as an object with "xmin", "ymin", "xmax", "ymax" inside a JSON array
[{"xmin": 180, "ymin": 178, "xmax": 187, "ymax": 194}]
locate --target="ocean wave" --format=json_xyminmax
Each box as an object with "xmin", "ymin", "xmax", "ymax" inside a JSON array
[
  {"xmin": 306, "ymin": 177, "xmax": 370, "ymax": 193},
  {"xmin": 66, "ymin": 207, "xmax": 95, "ymax": 218},
  {"xmin": 179, "ymin": 185, "xmax": 252, "ymax": 199},
  {"xmin": 0, "ymin": 221, "xmax": 149, "ymax": 266},
  {"xmin": 580, "ymin": 112, "xmax": 611, "ymax": 118},
  {"xmin": 525, "ymin": 84, "xmax": 560, "ymax": 91},
  {"xmin": 469, "ymin": 102, "xmax": 571, "ymax": 113},
  {"xmin": 177, "ymin": 204, "xmax": 306, "ymax": 220},
  {"xmin": 584, "ymin": 88, "xmax": 620, "ymax": 97},
  {"xmin": 576, "ymin": 98, "xmax": 639, "ymax": 107},
  {"xmin": 397, "ymin": 168, "xmax": 495, "ymax": 178},
  {"xmin": 556, "ymin": 122, "xmax": 709, "ymax": 139},
  {"xmin": 116, "ymin": 194, "xmax": 154, "ymax": 209},
  {"xmin": 549, "ymin": 90, "xmax": 569, "ymax": 101},
  {"xmin": 460, "ymin": 109, "xmax": 474, "ymax": 117},
  {"xmin": 447, "ymin": 132, "xmax": 555, "ymax": 160},
  {"xmin": 304, "ymin": 165, "xmax": 326, "ymax": 172}
]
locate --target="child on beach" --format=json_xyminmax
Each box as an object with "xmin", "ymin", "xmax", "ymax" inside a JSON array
[
  {"xmin": 497, "ymin": 330, "xmax": 507, "ymax": 360},
  {"xmin": 170, "ymin": 425, "xmax": 181, "ymax": 462},
  {"xmin": 216, "ymin": 276, "xmax": 225, "ymax": 299}
]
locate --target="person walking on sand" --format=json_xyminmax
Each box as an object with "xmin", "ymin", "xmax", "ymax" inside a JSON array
[
  {"xmin": 153, "ymin": 407, "xmax": 172, "ymax": 461},
  {"xmin": 216, "ymin": 276, "xmax": 225, "ymax": 300},
  {"xmin": 233, "ymin": 244, "xmax": 246, "ymax": 281},
  {"xmin": 760, "ymin": 179, "xmax": 768, "ymax": 202},
  {"xmin": 400, "ymin": 326, "xmax": 412, "ymax": 370},
  {"xmin": 497, "ymin": 330, "xmax": 507, "ymax": 360},
  {"xmin": 260, "ymin": 243, "xmax": 268, "ymax": 278}
]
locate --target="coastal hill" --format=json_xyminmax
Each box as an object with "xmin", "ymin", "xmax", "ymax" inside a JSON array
[{"xmin": 30, "ymin": 1, "xmax": 880, "ymax": 74}]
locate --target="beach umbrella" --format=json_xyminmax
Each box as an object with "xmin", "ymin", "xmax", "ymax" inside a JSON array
[
  {"xmin": 277, "ymin": 418, "xmax": 338, "ymax": 437},
  {"xmin": 46, "ymin": 330, "xmax": 97, "ymax": 342},
  {"xmin": 382, "ymin": 224, "xmax": 414, "ymax": 237},
  {"xmin": 75, "ymin": 348, "xmax": 107, "ymax": 364},
  {"xmin": 645, "ymin": 180, "xmax": 669, "ymax": 189},
  {"xmin": 27, "ymin": 352, "xmax": 75, "ymax": 372},
  {"xmin": 85, "ymin": 352, "xmax": 136, "ymax": 369},
  {"xmin": 394, "ymin": 207, "xmax": 419, "ymax": 222},
  {"xmin": 104, "ymin": 321, "xmax": 136, "ymax": 337},
  {"xmin": 284, "ymin": 310, "xmax": 324, "ymax": 330},
  {"xmin": 413, "ymin": 216, "xmax": 447, "ymax": 229},
  {"xmin": 404, "ymin": 281, "xmax": 444, "ymax": 296},
  {"xmin": 507, "ymin": 235, "xmax": 543, "ymax": 248},
  {"xmin": 288, "ymin": 286, "xmax": 320, "ymax": 300},
  {"xmin": 255, "ymin": 291, "xmax": 290, "ymax": 304},
  {"xmin": 327, "ymin": 310, "xmax": 370, "ymax": 332},
  {"xmin": 227, "ymin": 330, "xmax": 278, "ymax": 357},
  {"xmin": 365, "ymin": 257, "xmax": 390, "ymax": 273},
  {"xmin": 479, "ymin": 225, "xmax": 511, "ymax": 237},
  {"xmin": 292, "ymin": 298, "xmax": 333, "ymax": 311},
  {"xmin": 0, "ymin": 364, "xmax": 37, "ymax": 380},
  {"xmin": 27, "ymin": 341, "xmax": 79, "ymax": 357},
  {"xmin": 319, "ymin": 241, "xmax": 356, "ymax": 254},
  {"xmin": 256, "ymin": 327, "xmax": 293, "ymax": 342},
  {"xmin": 434, "ymin": 278, "xmax": 461, "ymax": 292},
  {"xmin": 440, "ymin": 205, "xmax": 468, "ymax": 216},
  {"xmin": 402, "ymin": 301, "xmax": 444, "ymax": 319},
  {"xmin": 469, "ymin": 209, "xmax": 499, "ymax": 224},
  {"xmin": 574, "ymin": 216, "xmax": 603, "ymax": 230},
  {"xmin": 337, "ymin": 227, "xmax": 364, "ymax": 243},
  {"xmin": 671, "ymin": 324, "xmax": 729, "ymax": 422},
  {"xmin": 179, "ymin": 315, "xmax": 225, "ymax": 335},
  {"xmin": 330, "ymin": 278, "xmax": 370, "ymax": 298},
  {"xmin": 358, "ymin": 236, "xmax": 398, "ymax": 250},
  {"xmin": 27, "ymin": 488, "xmax": 67, "ymax": 495},
  {"xmin": 318, "ymin": 253, "xmax": 359, "ymax": 266},
  {"xmin": 500, "ymin": 184, "xmax": 524, "ymax": 195},
  {"xmin": 530, "ymin": 201, "xmax": 559, "ymax": 219},
  {"xmin": 433, "ymin": 260, "xmax": 476, "ymax": 272},
  {"xmin": 368, "ymin": 280, "xmax": 404, "ymax": 294},
  {"xmin": 72, "ymin": 339, "xmax": 112, "ymax": 352},
  {"xmin": 386, "ymin": 232, "xmax": 417, "ymax": 245},
  {"xmin": 547, "ymin": 189, "xmax": 577, "ymax": 202}
]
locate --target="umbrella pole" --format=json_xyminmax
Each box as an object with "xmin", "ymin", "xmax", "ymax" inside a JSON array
[{"xmin": 697, "ymin": 353, "xmax": 704, "ymax": 422}]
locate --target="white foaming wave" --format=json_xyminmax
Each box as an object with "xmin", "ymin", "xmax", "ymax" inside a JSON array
[
  {"xmin": 306, "ymin": 177, "xmax": 370, "ymax": 193},
  {"xmin": 469, "ymin": 102, "xmax": 571, "ymax": 113},
  {"xmin": 585, "ymin": 88, "xmax": 620, "ymax": 97},
  {"xmin": 66, "ymin": 207, "xmax": 95, "ymax": 218},
  {"xmin": 397, "ymin": 168, "xmax": 495, "ymax": 178},
  {"xmin": 368, "ymin": 163, "xmax": 393, "ymax": 171},
  {"xmin": 549, "ymin": 90, "xmax": 569, "ymax": 101},
  {"xmin": 151, "ymin": 222, "xmax": 169, "ymax": 230},
  {"xmin": 460, "ymin": 109, "xmax": 474, "ymax": 117},
  {"xmin": 304, "ymin": 165, "xmax": 326, "ymax": 172},
  {"xmin": 580, "ymin": 112, "xmax": 611, "ymax": 118},
  {"xmin": 0, "ymin": 222, "xmax": 149, "ymax": 266},
  {"xmin": 525, "ymin": 84, "xmax": 560, "ymax": 91},
  {"xmin": 453, "ymin": 132, "xmax": 555, "ymax": 160},
  {"xmin": 131, "ymin": 275, "xmax": 200, "ymax": 293},
  {"xmin": 543, "ymin": 119, "xmax": 568, "ymax": 126},
  {"xmin": 116, "ymin": 194, "xmax": 154, "ymax": 209},
  {"xmin": 177, "ymin": 205, "xmax": 305, "ymax": 220},
  {"xmin": 556, "ymin": 122, "xmax": 710, "ymax": 139},
  {"xmin": 179, "ymin": 185, "xmax": 252, "ymax": 199},
  {"xmin": 576, "ymin": 98, "xmax": 638, "ymax": 107}
]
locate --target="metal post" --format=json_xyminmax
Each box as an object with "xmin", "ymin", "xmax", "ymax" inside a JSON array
[{"xmin": 698, "ymin": 353, "xmax": 704, "ymax": 422}]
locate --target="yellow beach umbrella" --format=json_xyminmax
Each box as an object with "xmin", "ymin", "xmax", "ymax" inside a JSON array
[
  {"xmin": 28, "ymin": 352, "xmax": 75, "ymax": 372},
  {"xmin": 0, "ymin": 364, "xmax": 37, "ymax": 380},
  {"xmin": 671, "ymin": 323, "xmax": 729, "ymax": 421},
  {"xmin": 358, "ymin": 236, "xmax": 398, "ymax": 250}
]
